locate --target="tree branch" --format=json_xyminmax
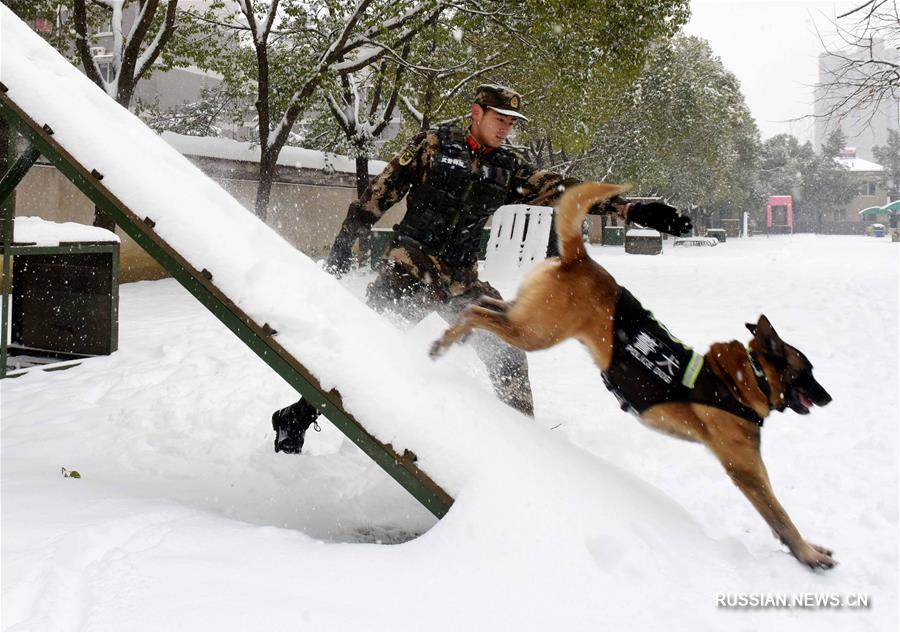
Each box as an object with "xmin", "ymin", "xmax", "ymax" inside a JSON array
[
  {"xmin": 73, "ymin": 0, "xmax": 107, "ymax": 89},
  {"xmin": 133, "ymin": 1, "xmax": 180, "ymax": 85}
]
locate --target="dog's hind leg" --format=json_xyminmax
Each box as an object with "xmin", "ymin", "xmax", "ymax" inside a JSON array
[
  {"xmin": 430, "ymin": 306, "xmax": 533, "ymax": 358},
  {"xmin": 429, "ymin": 307, "xmax": 486, "ymax": 358},
  {"xmin": 475, "ymin": 295, "xmax": 512, "ymax": 314},
  {"xmin": 435, "ymin": 305, "xmax": 563, "ymax": 357}
]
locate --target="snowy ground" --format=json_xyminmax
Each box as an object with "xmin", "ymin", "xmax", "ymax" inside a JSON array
[{"xmin": 2, "ymin": 234, "xmax": 898, "ymax": 631}]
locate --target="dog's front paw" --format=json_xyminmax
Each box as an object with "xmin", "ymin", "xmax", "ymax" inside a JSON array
[
  {"xmin": 795, "ymin": 542, "xmax": 837, "ymax": 570},
  {"xmin": 429, "ymin": 338, "xmax": 449, "ymax": 359}
]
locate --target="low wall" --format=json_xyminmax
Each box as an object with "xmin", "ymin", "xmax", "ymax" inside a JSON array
[
  {"xmin": 13, "ymin": 154, "xmax": 405, "ymax": 282},
  {"xmin": 793, "ymin": 220, "xmax": 867, "ymax": 235}
]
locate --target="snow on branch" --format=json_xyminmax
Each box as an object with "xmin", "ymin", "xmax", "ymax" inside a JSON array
[
  {"xmin": 73, "ymin": 0, "xmax": 179, "ymax": 104},
  {"xmin": 446, "ymin": 58, "xmax": 510, "ymax": 96},
  {"xmin": 236, "ymin": 0, "xmax": 281, "ymax": 44},
  {"xmin": 131, "ymin": 1, "xmax": 179, "ymax": 85},
  {"xmin": 317, "ymin": 0, "xmax": 375, "ymax": 67},
  {"xmin": 331, "ymin": 46, "xmax": 385, "ymax": 73},
  {"xmin": 341, "ymin": 0, "xmax": 442, "ymax": 54},
  {"xmin": 271, "ymin": 0, "xmax": 433, "ymax": 151},
  {"xmin": 335, "ymin": 5, "xmax": 445, "ymax": 75},
  {"xmin": 401, "ymin": 95, "xmax": 424, "ymax": 124},
  {"xmin": 326, "ymin": 93, "xmax": 352, "ymax": 135}
]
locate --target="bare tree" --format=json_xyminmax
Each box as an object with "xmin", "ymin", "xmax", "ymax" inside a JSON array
[{"xmin": 815, "ymin": 0, "xmax": 899, "ymax": 122}]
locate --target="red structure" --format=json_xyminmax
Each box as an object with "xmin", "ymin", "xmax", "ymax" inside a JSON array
[{"xmin": 766, "ymin": 195, "xmax": 793, "ymax": 234}]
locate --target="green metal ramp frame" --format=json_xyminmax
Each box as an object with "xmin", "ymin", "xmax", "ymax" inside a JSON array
[{"xmin": 0, "ymin": 90, "xmax": 453, "ymax": 519}]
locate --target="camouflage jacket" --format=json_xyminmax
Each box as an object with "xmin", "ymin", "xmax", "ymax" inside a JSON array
[
  {"xmin": 336, "ymin": 127, "xmax": 628, "ymax": 295},
  {"xmin": 348, "ymin": 126, "xmax": 627, "ymax": 225}
]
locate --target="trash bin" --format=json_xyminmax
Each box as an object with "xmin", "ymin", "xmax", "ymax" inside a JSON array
[
  {"xmin": 4, "ymin": 240, "xmax": 119, "ymax": 368},
  {"xmin": 625, "ymin": 229, "xmax": 662, "ymax": 255},
  {"xmin": 10, "ymin": 249, "xmax": 118, "ymax": 357},
  {"xmin": 872, "ymin": 223, "xmax": 885, "ymax": 237},
  {"xmin": 369, "ymin": 227, "xmax": 395, "ymax": 268},
  {"xmin": 478, "ymin": 227, "xmax": 491, "ymax": 260},
  {"xmin": 602, "ymin": 226, "xmax": 625, "ymax": 246},
  {"xmin": 706, "ymin": 228, "xmax": 726, "ymax": 243},
  {"xmin": 2, "ymin": 219, "xmax": 120, "ymax": 376}
]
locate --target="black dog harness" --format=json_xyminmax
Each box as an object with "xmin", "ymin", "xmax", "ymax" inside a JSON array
[
  {"xmin": 602, "ymin": 288, "xmax": 768, "ymax": 426},
  {"xmin": 395, "ymin": 125, "xmax": 514, "ymax": 269}
]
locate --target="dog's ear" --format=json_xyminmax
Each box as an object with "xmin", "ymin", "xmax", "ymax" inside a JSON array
[{"xmin": 752, "ymin": 314, "xmax": 785, "ymax": 357}]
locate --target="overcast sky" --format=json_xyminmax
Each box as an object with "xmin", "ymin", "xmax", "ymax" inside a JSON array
[{"xmin": 685, "ymin": 0, "xmax": 862, "ymax": 144}]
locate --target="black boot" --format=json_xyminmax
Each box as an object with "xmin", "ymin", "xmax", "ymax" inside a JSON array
[{"xmin": 272, "ymin": 399, "xmax": 320, "ymax": 454}]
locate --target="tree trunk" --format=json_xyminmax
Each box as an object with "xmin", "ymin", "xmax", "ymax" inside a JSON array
[
  {"xmin": 355, "ymin": 155, "xmax": 370, "ymax": 198},
  {"xmin": 1, "ymin": 120, "xmax": 13, "ymax": 245},
  {"xmin": 355, "ymin": 153, "xmax": 371, "ymax": 265},
  {"xmin": 91, "ymin": 82, "xmax": 137, "ymax": 231},
  {"xmin": 255, "ymin": 152, "xmax": 277, "ymax": 221},
  {"xmin": 1, "ymin": 119, "xmax": 9, "ymax": 177}
]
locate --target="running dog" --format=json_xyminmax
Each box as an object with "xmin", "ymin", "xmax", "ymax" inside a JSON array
[{"xmin": 430, "ymin": 182, "xmax": 835, "ymax": 570}]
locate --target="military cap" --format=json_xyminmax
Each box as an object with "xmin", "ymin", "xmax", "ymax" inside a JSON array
[{"xmin": 474, "ymin": 84, "xmax": 529, "ymax": 121}]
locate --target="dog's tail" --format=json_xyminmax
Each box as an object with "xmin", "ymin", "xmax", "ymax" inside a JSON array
[{"xmin": 556, "ymin": 182, "xmax": 631, "ymax": 266}]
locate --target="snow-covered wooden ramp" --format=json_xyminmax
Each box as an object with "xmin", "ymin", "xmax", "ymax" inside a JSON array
[{"xmin": 0, "ymin": 7, "xmax": 456, "ymax": 516}]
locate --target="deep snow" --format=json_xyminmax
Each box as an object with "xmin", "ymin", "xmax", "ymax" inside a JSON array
[
  {"xmin": 3, "ymin": 235, "xmax": 898, "ymax": 631},
  {"xmin": 1, "ymin": 6, "xmax": 898, "ymax": 630}
]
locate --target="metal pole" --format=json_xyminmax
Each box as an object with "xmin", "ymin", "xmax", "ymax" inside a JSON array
[{"xmin": 1, "ymin": 120, "xmax": 15, "ymax": 378}]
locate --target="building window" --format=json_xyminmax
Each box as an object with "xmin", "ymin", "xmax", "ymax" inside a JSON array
[
  {"xmin": 93, "ymin": 54, "xmax": 114, "ymax": 83},
  {"xmin": 96, "ymin": 17, "xmax": 113, "ymax": 36},
  {"xmin": 98, "ymin": 62, "xmax": 114, "ymax": 83},
  {"xmin": 859, "ymin": 181, "xmax": 877, "ymax": 196}
]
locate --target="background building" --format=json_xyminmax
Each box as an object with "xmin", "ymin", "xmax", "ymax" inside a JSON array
[{"xmin": 834, "ymin": 147, "xmax": 889, "ymax": 229}]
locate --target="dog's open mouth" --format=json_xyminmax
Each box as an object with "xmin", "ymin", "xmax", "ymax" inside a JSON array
[{"xmin": 790, "ymin": 388, "xmax": 814, "ymax": 414}]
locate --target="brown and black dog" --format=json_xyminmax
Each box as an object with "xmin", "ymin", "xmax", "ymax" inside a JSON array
[{"xmin": 431, "ymin": 182, "xmax": 835, "ymax": 570}]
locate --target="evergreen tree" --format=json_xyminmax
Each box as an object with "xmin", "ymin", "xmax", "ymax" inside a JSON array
[
  {"xmin": 800, "ymin": 129, "xmax": 856, "ymax": 230},
  {"xmin": 588, "ymin": 35, "xmax": 762, "ymax": 226},
  {"xmin": 873, "ymin": 130, "xmax": 900, "ymax": 197}
]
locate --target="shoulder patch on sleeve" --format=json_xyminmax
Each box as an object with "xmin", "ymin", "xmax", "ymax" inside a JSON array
[
  {"xmin": 398, "ymin": 145, "xmax": 416, "ymax": 166},
  {"xmin": 398, "ymin": 133, "xmax": 426, "ymax": 166}
]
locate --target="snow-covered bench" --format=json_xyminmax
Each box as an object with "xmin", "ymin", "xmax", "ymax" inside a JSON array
[{"xmin": 673, "ymin": 236, "xmax": 719, "ymax": 247}]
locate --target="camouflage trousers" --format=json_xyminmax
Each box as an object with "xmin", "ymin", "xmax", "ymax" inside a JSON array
[{"xmin": 365, "ymin": 243, "xmax": 534, "ymax": 416}]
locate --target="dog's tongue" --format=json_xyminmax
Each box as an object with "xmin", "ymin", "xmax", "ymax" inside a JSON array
[{"xmin": 799, "ymin": 391, "xmax": 814, "ymax": 409}]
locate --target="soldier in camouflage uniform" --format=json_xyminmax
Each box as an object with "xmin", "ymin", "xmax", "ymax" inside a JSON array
[{"xmin": 272, "ymin": 84, "xmax": 691, "ymax": 454}]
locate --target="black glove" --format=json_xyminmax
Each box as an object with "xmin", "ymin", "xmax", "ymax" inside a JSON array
[
  {"xmin": 324, "ymin": 205, "xmax": 375, "ymax": 276},
  {"xmin": 627, "ymin": 201, "xmax": 693, "ymax": 236}
]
